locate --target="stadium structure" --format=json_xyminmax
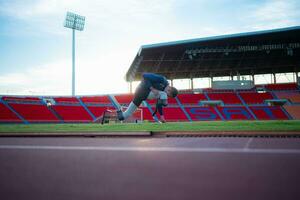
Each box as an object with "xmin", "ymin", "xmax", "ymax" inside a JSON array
[{"xmin": 0, "ymin": 26, "xmax": 300, "ymax": 124}]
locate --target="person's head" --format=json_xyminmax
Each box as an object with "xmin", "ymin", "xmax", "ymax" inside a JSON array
[{"xmin": 165, "ymin": 86, "xmax": 178, "ymax": 98}]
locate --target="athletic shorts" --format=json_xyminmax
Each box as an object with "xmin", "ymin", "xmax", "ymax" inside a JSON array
[{"xmin": 133, "ymin": 80, "xmax": 151, "ymax": 107}]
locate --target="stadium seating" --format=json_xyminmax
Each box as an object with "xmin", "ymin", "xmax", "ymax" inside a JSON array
[
  {"xmin": 167, "ymin": 97, "xmax": 178, "ymax": 105},
  {"xmin": 114, "ymin": 94, "xmax": 134, "ymax": 105},
  {"xmin": 249, "ymin": 106, "xmax": 289, "ymax": 120},
  {"xmin": 283, "ymin": 105, "xmax": 300, "ymax": 119},
  {"xmin": 207, "ymin": 92, "xmax": 242, "ymax": 104},
  {"xmin": 140, "ymin": 107, "xmax": 188, "ymax": 122},
  {"xmin": 87, "ymin": 106, "xmax": 114, "ymax": 118},
  {"xmin": 176, "ymin": 93, "xmax": 207, "ymax": 105},
  {"xmin": 1, "ymin": 82, "xmax": 300, "ymax": 123},
  {"xmin": 274, "ymin": 91, "xmax": 300, "ymax": 104},
  {"xmin": 203, "ymin": 88, "xmax": 233, "ymax": 92},
  {"xmin": 0, "ymin": 102, "xmax": 22, "ymax": 122},
  {"xmin": 51, "ymin": 105, "xmax": 93, "ymax": 122},
  {"xmin": 2, "ymin": 96, "xmax": 41, "ymax": 102},
  {"xmin": 53, "ymin": 97, "xmax": 79, "ymax": 104},
  {"xmin": 140, "ymin": 107, "xmax": 155, "ymax": 121},
  {"xmin": 8, "ymin": 103, "xmax": 60, "ymax": 122},
  {"xmin": 239, "ymin": 92, "xmax": 274, "ymax": 104},
  {"xmin": 217, "ymin": 106, "xmax": 254, "ymax": 120},
  {"xmin": 80, "ymin": 96, "xmax": 111, "ymax": 104},
  {"xmin": 146, "ymin": 96, "xmax": 178, "ymax": 105},
  {"xmin": 265, "ymin": 83, "xmax": 298, "ymax": 91},
  {"xmin": 185, "ymin": 106, "xmax": 222, "ymax": 121},
  {"xmin": 159, "ymin": 107, "xmax": 189, "ymax": 121}
]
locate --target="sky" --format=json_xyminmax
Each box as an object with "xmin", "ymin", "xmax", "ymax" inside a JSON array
[{"xmin": 0, "ymin": 0, "xmax": 299, "ymax": 96}]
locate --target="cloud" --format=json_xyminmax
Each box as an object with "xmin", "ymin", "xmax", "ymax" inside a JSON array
[
  {"xmin": 2, "ymin": 0, "xmax": 179, "ymax": 40},
  {"xmin": 246, "ymin": 0, "xmax": 300, "ymax": 30},
  {"xmin": 0, "ymin": 0, "xmax": 180, "ymax": 95},
  {"xmin": 0, "ymin": 59, "xmax": 70, "ymax": 95},
  {"xmin": 0, "ymin": 54, "xmax": 133, "ymax": 96}
]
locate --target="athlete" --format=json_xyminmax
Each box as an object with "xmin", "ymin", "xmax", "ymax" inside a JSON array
[{"xmin": 117, "ymin": 73, "xmax": 178, "ymax": 122}]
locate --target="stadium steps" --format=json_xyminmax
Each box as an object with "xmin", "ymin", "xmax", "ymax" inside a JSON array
[
  {"xmin": 77, "ymin": 97, "xmax": 96, "ymax": 120},
  {"xmin": 175, "ymin": 97, "xmax": 192, "ymax": 121},
  {"xmin": 142, "ymin": 101, "xmax": 159, "ymax": 122}
]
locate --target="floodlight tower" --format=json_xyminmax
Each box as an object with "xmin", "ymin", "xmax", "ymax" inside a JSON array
[{"xmin": 64, "ymin": 12, "xmax": 85, "ymax": 96}]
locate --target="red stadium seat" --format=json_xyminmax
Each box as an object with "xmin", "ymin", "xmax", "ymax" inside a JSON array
[
  {"xmin": 139, "ymin": 107, "xmax": 188, "ymax": 122},
  {"xmin": 80, "ymin": 96, "xmax": 111, "ymax": 104},
  {"xmin": 87, "ymin": 106, "xmax": 114, "ymax": 118},
  {"xmin": 0, "ymin": 103, "xmax": 22, "ymax": 122},
  {"xmin": 9, "ymin": 103, "xmax": 60, "ymax": 122},
  {"xmin": 203, "ymin": 88, "xmax": 235, "ymax": 92},
  {"xmin": 146, "ymin": 96, "xmax": 178, "ymax": 106},
  {"xmin": 52, "ymin": 105, "xmax": 93, "ymax": 122},
  {"xmin": 140, "ymin": 107, "xmax": 155, "ymax": 121},
  {"xmin": 239, "ymin": 92, "xmax": 274, "ymax": 104},
  {"xmin": 115, "ymin": 94, "xmax": 134, "ymax": 104},
  {"xmin": 185, "ymin": 106, "xmax": 222, "ymax": 121},
  {"xmin": 217, "ymin": 106, "xmax": 254, "ymax": 120},
  {"xmin": 177, "ymin": 93, "xmax": 207, "ymax": 105},
  {"xmin": 283, "ymin": 105, "xmax": 300, "ymax": 119},
  {"xmin": 2, "ymin": 96, "xmax": 41, "ymax": 102},
  {"xmin": 156, "ymin": 107, "xmax": 189, "ymax": 121},
  {"xmin": 265, "ymin": 83, "xmax": 298, "ymax": 91},
  {"xmin": 207, "ymin": 92, "xmax": 242, "ymax": 104},
  {"xmin": 274, "ymin": 91, "xmax": 300, "ymax": 103},
  {"xmin": 53, "ymin": 97, "xmax": 79, "ymax": 104},
  {"xmin": 249, "ymin": 106, "xmax": 289, "ymax": 120}
]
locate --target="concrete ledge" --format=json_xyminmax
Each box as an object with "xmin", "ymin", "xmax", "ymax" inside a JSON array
[
  {"xmin": 152, "ymin": 131, "xmax": 300, "ymax": 137},
  {"xmin": 1, "ymin": 131, "xmax": 300, "ymax": 138},
  {"xmin": 0, "ymin": 132, "xmax": 151, "ymax": 137}
]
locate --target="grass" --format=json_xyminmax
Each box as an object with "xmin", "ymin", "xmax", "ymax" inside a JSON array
[{"xmin": 0, "ymin": 120, "xmax": 300, "ymax": 133}]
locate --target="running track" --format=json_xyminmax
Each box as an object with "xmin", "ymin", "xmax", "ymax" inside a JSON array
[{"xmin": 0, "ymin": 136, "xmax": 300, "ymax": 200}]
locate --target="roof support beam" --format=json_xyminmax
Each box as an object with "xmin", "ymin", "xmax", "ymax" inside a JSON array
[
  {"xmin": 155, "ymin": 53, "xmax": 165, "ymax": 73},
  {"xmin": 273, "ymin": 73, "xmax": 277, "ymax": 84},
  {"xmin": 190, "ymin": 78, "xmax": 194, "ymax": 90},
  {"xmin": 174, "ymin": 52, "xmax": 186, "ymax": 72},
  {"xmin": 129, "ymin": 82, "xmax": 133, "ymax": 94}
]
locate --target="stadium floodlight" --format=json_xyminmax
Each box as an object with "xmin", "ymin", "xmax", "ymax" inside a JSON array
[{"xmin": 64, "ymin": 12, "xmax": 85, "ymax": 96}]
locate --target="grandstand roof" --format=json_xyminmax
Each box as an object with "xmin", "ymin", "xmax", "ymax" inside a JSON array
[{"xmin": 126, "ymin": 26, "xmax": 300, "ymax": 81}]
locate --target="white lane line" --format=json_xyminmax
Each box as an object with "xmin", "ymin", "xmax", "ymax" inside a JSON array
[
  {"xmin": 244, "ymin": 138, "xmax": 254, "ymax": 149},
  {"xmin": 0, "ymin": 145, "xmax": 300, "ymax": 154}
]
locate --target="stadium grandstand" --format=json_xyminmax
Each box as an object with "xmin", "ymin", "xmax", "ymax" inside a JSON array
[{"xmin": 0, "ymin": 26, "xmax": 300, "ymax": 124}]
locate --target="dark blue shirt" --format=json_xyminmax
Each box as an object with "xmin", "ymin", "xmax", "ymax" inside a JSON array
[{"xmin": 142, "ymin": 73, "xmax": 169, "ymax": 91}]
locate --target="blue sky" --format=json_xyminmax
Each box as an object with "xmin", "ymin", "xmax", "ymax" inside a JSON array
[{"xmin": 0, "ymin": 0, "xmax": 299, "ymax": 95}]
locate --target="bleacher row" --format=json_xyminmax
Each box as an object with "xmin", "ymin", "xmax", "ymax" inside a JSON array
[{"xmin": 0, "ymin": 83, "xmax": 300, "ymax": 123}]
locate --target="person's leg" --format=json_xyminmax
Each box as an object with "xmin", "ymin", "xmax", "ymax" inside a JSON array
[
  {"xmin": 118, "ymin": 81, "xmax": 150, "ymax": 120},
  {"xmin": 123, "ymin": 102, "xmax": 138, "ymax": 119}
]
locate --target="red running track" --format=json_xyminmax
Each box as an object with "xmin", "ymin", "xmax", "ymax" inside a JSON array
[{"xmin": 0, "ymin": 136, "xmax": 300, "ymax": 200}]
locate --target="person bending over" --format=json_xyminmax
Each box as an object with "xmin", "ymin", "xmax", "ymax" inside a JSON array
[{"xmin": 117, "ymin": 73, "xmax": 178, "ymax": 122}]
